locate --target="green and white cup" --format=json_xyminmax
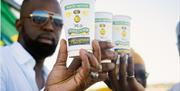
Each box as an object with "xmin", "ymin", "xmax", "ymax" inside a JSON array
[
  {"xmin": 61, "ymin": 0, "xmax": 95, "ymax": 58},
  {"xmin": 112, "ymin": 15, "xmax": 131, "ymax": 54},
  {"xmin": 95, "ymin": 12, "xmax": 112, "ymax": 42}
]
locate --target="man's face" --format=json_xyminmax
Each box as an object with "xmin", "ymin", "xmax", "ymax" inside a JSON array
[
  {"xmin": 17, "ymin": 0, "xmax": 63, "ymax": 59},
  {"xmin": 134, "ymin": 64, "xmax": 147, "ymax": 88}
]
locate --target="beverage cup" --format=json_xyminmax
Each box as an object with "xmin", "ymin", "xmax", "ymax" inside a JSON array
[
  {"xmin": 112, "ymin": 15, "xmax": 131, "ymax": 54},
  {"xmin": 61, "ymin": 0, "xmax": 95, "ymax": 58}
]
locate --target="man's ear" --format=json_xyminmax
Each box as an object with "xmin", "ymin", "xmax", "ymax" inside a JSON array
[{"xmin": 16, "ymin": 19, "xmax": 22, "ymax": 32}]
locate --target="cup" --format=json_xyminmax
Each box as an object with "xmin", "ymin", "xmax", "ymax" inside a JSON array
[
  {"xmin": 95, "ymin": 12, "xmax": 112, "ymax": 42},
  {"xmin": 112, "ymin": 15, "xmax": 131, "ymax": 54},
  {"xmin": 61, "ymin": 0, "xmax": 95, "ymax": 58},
  {"xmin": 95, "ymin": 12, "xmax": 113, "ymax": 63}
]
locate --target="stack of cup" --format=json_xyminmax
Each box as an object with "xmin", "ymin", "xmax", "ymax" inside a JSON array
[
  {"xmin": 61, "ymin": 0, "xmax": 131, "ymax": 59},
  {"xmin": 61, "ymin": 0, "xmax": 132, "ymax": 80}
]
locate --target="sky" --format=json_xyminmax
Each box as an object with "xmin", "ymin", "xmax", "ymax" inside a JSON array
[{"xmin": 14, "ymin": 0, "xmax": 180, "ymax": 85}]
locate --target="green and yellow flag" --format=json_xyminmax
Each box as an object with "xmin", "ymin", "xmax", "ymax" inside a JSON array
[{"xmin": 0, "ymin": 0, "xmax": 18, "ymax": 46}]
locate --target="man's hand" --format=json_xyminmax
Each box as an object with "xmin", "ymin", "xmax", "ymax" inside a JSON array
[
  {"xmin": 98, "ymin": 41, "xmax": 117, "ymax": 60},
  {"xmin": 85, "ymin": 41, "xmax": 116, "ymax": 88},
  {"xmin": 45, "ymin": 39, "xmax": 100, "ymax": 91},
  {"xmin": 105, "ymin": 54, "xmax": 145, "ymax": 91},
  {"xmin": 68, "ymin": 41, "xmax": 116, "ymax": 90}
]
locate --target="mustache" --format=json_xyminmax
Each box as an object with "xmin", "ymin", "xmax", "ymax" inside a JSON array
[{"xmin": 36, "ymin": 33, "xmax": 57, "ymax": 45}]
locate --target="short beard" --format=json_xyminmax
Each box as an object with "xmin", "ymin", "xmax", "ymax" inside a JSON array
[
  {"xmin": 22, "ymin": 30, "xmax": 57, "ymax": 61},
  {"xmin": 26, "ymin": 38, "xmax": 57, "ymax": 60}
]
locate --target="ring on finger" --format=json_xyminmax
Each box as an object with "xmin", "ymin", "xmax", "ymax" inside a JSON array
[
  {"xmin": 127, "ymin": 75, "xmax": 135, "ymax": 79},
  {"xmin": 90, "ymin": 72, "xmax": 99, "ymax": 79}
]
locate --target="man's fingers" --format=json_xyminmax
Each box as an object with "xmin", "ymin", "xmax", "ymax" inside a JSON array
[
  {"xmin": 79, "ymin": 49, "xmax": 90, "ymax": 78},
  {"xmin": 92, "ymin": 40, "xmax": 101, "ymax": 62},
  {"xmin": 73, "ymin": 49, "xmax": 90, "ymax": 87},
  {"xmin": 97, "ymin": 73, "xmax": 109, "ymax": 81},
  {"xmin": 55, "ymin": 39, "xmax": 68, "ymax": 67},
  {"xmin": 118, "ymin": 54, "xmax": 130, "ymax": 90},
  {"xmin": 86, "ymin": 52, "xmax": 101, "ymax": 71},
  {"xmin": 127, "ymin": 54, "xmax": 134, "ymax": 77},
  {"xmin": 102, "ymin": 50, "xmax": 117, "ymax": 60},
  {"xmin": 100, "ymin": 63, "xmax": 115, "ymax": 72},
  {"xmin": 99, "ymin": 41, "xmax": 114, "ymax": 49},
  {"xmin": 119, "ymin": 54, "xmax": 127, "ymax": 81},
  {"xmin": 106, "ymin": 70, "xmax": 120, "ymax": 90},
  {"xmin": 99, "ymin": 41, "xmax": 116, "ymax": 61},
  {"xmin": 68, "ymin": 59, "xmax": 81, "ymax": 72}
]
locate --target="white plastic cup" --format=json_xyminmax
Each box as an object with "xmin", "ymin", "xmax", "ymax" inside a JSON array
[
  {"xmin": 112, "ymin": 15, "xmax": 131, "ymax": 54},
  {"xmin": 61, "ymin": 0, "xmax": 95, "ymax": 58},
  {"xmin": 95, "ymin": 12, "xmax": 112, "ymax": 42}
]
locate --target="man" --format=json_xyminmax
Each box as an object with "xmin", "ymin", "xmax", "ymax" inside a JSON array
[
  {"xmin": 131, "ymin": 49, "xmax": 148, "ymax": 88},
  {"xmin": 0, "ymin": 0, "xmax": 115, "ymax": 91},
  {"xmin": 0, "ymin": 0, "xmax": 146, "ymax": 91},
  {"xmin": 168, "ymin": 22, "xmax": 180, "ymax": 91}
]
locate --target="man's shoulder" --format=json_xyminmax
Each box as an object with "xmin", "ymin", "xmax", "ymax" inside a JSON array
[
  {"xmin": 0, "ymin": 44, "xmax": 10, "ymax": 50},
  {"xmin": 0, "ymin": 44, "xmax": 13, "ymax": 73},
  {"xmin": 0, "ymin": 44, "xmax": 11, "ymax": 57},
  {"xmin": 0, "ymin": 43, "xmax": 14, "ymax": 55},
  {"xmin": 0, "ymin": 42, "xmax": 21, "ymax": 52},
  {"xmin": 0, "ymin": 43, "xmax": 17, "ymax": 63}
]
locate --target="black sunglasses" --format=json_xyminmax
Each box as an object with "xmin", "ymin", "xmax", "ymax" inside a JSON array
[
  {"xmin": 27, "ymin": 10, "xmax": 63, "ymax": 27},
  {"xmin": 135, "ymin": 71, "xmax": 149, "ymax": 80}
]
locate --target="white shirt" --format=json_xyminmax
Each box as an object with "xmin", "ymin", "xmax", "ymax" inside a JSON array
[{"xmin": 0, "ymin": 42, "xmax": 49, "ymax": 91}]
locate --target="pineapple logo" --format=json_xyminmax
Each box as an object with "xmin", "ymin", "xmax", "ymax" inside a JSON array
[
  {"xmin": 73, "ymin": 10, "xmax": 81, "ymax": 23},
  {"xmin": 121, "ymin": 26, "xmax": 127, "ymax": 38},
  {"xmin": 100, "ymin": 24, "xmax": 106, "ymax": 36}
]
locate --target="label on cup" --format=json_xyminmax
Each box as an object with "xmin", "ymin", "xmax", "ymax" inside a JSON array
[
  {"xmin": 112, "ymin": 15, "xmax": 131, "ymax": 54},
  {"xmin": 95, "ymin": 12, "xmax": 112, "ymax": 42},
  {"xmin": 61, "ymin": 0, "xmax": 95, "ymax": 57}
]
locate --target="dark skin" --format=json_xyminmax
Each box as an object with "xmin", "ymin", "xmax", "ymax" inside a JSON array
[
  {"xmin": 16, "ymin": 0, "xmax": 62, "ymax": 89},
  {"xmin": 16, "ymin": 0, "xmax": 115, "ymax": 90},
  {"xmin": 45, "ymin": 39, "xmax": 102, "ymax": 91},
  {"xmin": 66, "ymin": 41, "xmax": 116, "ymax": 90},
  {"xmin": 45, "ymin": 40, "xmax": 115, "ymax": 91},
  {"xmin": 45, "ymin": 40, "xmax": 116, "ymax": 91},
  {"xmin": 177, "ymin": 35, "xmax": 180, "ymax": 54},
  {"xmin": 105, "ymin": 54, "xmax": 145, "ymax": 91},
  {"xmin": 16, "ymin": 0, "xmax": 144, "ymax": 90},
  {"xmin": 134, "ymin": 64, "xmax": 147, "ymax": 88}
]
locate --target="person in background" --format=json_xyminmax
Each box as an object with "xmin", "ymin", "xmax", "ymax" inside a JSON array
[
  {"xmin": 95, "ymin": 49, "xmax": 147, "ymax": 91},
  {"xmin": 131, "ymin": 49, "xmax": 148, "ymax": 88},
  {"xmin": 168, "ymin": 22, "xmax": 180, "ymax": 91},
  {"xmin": 105, "ymin": 49, "xmax": 145, "ymax": 91}
]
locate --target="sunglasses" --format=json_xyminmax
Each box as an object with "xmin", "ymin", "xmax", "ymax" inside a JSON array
[
  {"xmin": 135, "ymin": 71, "xmax": 149, "ymax": 80},
  {"xmin": 27, "ymin": 10, "xmax": 63, "ymax": 27}
]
